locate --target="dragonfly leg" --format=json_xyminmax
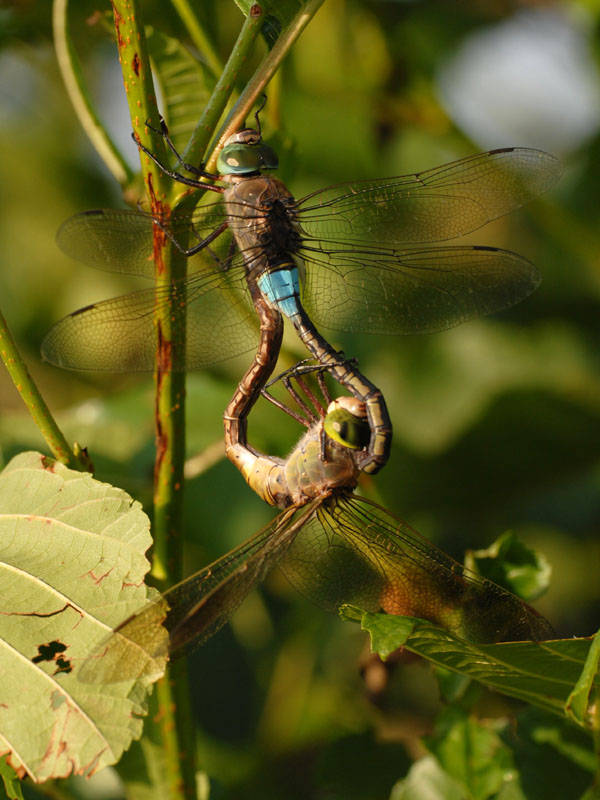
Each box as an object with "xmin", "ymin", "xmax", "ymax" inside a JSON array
[
  {"xmin": 261, "ymin": 388, "xmax": 311, "ymax": 427},
  {"xmin": 149, "ymin": 117, "xmax": 218, "ymax": 180},
  {"xmin": 151, "ymin": 217, "xmax": 229, "ymax": 259},
  {"xmin": 132, "ymin": 131, "xmax": 223, "ymax": 192},
  {"xmin": 290, "ymin": 374, "xmax": 327, "ymax": 420}
]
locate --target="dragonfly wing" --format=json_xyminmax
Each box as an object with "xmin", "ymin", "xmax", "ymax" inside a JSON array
[
  {"xmin": 300, "ymin": 245, "xmax": 540, "ymax": 335},
  {"xmin": 80, "ymin": 502, "xmax": 321, "ymax": 683},
  {"xmin": 281, "ymin": 494, "xmax": 555, "ymax": 643},
  {"xmin": 297, "ymin": 148, "xmax": 560, "ymax": 246},
  {"xmin": 164, "ymin": 501, "xmax": 320, "ymax": 659},
  {"xmin": 42, "ymin": 266, "xmax": 259, "ymax": 371},
  {"xmin": 57, "ymin": 203, "xmax": 231, "ymax": 278}
]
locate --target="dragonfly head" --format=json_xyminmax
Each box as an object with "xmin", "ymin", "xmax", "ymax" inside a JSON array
[
  {"xmin": 324, "ymin": 397, "xmax": 370, "ymax": 451},
  {"xmin": 217, "ymin": 129, "xmax": 279, "ymax": 176}
]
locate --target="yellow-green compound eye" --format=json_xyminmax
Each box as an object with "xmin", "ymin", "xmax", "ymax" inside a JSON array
[{"xmin": 324, "ymin": 408, "xmax": 370, "ymax": 450}]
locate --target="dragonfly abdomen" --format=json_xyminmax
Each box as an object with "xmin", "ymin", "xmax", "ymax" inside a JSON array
[{"xmin": 257, "ymin": 265, "xmax": 303, "ymax": 318}]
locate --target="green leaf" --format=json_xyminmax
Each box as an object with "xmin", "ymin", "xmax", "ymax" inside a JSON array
[
  {"xmin": 426, "ymin": 707, "xmax": 518, "ymax": 800},
  {"xmin": 0, "ymin": 452, "xmax": 167, "ymax": 782},
  {"xmin": 146, "ymin": 26, "xmax": 216, "ymax": 156},
  {"xmin": 390, "ymin": 755, "xmax": 468, "ymax": 800},
  {"xmin": 0, "ymin": 755, "xmax": 23, "ymax": 800},
  {"xmin": 565, "ymin": 628, "xmax": 600, "ymax": 727},
  {"xmin": 506, "ymin": 709, "xmax": 596, "ymax": 799},
  {"xmin": 359, "ymin": 611, "xmax": 600, "ymax": 726},
  {"xmin": 465, "ymin": 531, "xmax": 552, "ymax": 602}
]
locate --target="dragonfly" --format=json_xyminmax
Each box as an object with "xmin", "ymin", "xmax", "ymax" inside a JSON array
[
  {"xmin": 42, "ymin": 118, "xmax": 560, "ymax": 474},
  {"xmin": 86, "ymin": 366, "xmax": 554, "ymax": 685}
]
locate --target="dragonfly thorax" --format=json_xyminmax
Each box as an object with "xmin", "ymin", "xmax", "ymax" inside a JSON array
[{"xmin": 223, "ymin": 176, "xmax": 302, "ymax": 275}]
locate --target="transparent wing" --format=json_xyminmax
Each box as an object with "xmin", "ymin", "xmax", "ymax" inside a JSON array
[
  {"xmin": 281, "ymin": 495, "xmax": 555, "ymax": 643},
  {"xmin": 79, "ymin": 502, "xmax": 320, "ymax": 683},
  {"xmin": 57, "ymin": 203, "xmax": 231, "ymax": 278},
  {"xmin": 300, "ymin": 245, "xmax": 540, "ymax": 335},
  {"xmin": 41, "ymin": 265, "xmax": 258, "ymax": 371},
  {"xmin": 297, "ymin": 147, "xmax": 560, "ymax": 246}
]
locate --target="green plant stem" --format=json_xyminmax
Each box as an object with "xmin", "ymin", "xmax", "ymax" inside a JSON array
[
  {"xmin": 110, "ymin": 1, "xmax": 195, "ymax": 797},
  {"xmin": 206, "ymin": 0, "xmax": 326, "ymax": 173},
  {"xmin": 0, "ymin": 308, "xmax": 83, "ymax": 470},
  {"xmin": 170, "ymin": 0, "xmax": 222, "ymax": 77},
  {"xmin": 52, "ymin": 0, "xmax": 133, "ymax": 186},
  {"xmin": 180, "ymin": 3, "xmax": 264, "ymax": 173}
]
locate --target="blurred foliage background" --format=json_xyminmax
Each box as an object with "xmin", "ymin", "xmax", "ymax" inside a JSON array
[{"xmin": 1, "ymin": 0, "xmax": 599, "ymax": 797}]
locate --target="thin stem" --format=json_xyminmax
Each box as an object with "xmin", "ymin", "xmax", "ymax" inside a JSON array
[
  {"xmin": 52, "ymin": 0, "xmax": 133, "ymax": 186},
  {"xmin": 170, "ymin": 0, "xmax": 223, "ymax": 77},
  {"xmin": 206, "ymin": 0, "xmax": 326, "ymax": 173},
  {"xmin": 110, "ymin": 1, "xmax": 195, "ymax": 797},
  {"xmin": 179, "ymin": 3, "xmax": 264, "ymax": 177},
  {"xmin": 0, "ymin": 308, "xmax": 85, "ymax": 470}
]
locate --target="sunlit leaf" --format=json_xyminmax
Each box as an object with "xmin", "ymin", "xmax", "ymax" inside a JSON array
[
  {"xmin": 391, "ymin": 755, "xmax": 468, "ymax": 800},
  {"xmin": 351, "ymin": 608, "xmax": 599, "ymax": 726},
  {"xmin": 0, "ymin": 452, "xmax": 166, "ymax": 782}
]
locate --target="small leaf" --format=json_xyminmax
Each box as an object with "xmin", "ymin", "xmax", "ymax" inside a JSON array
[
  {"xmin": 391, "ymin": 755, "xmax": 468, "ymax": 800},
  {"xmin": 359, "ymin": 611, "xmax": 599, "ymax": 726},
  {"xmin": 426, "ymin": 707, "xmax": 518, "ymax": 800},
  {"xmin": 0, "ymin": 755, "xmax": 23, "ymax": 800},
  {"xmin": 359, "ymin": 610, "xmax": 415, "ymax": 659},
  {"xmin": 565, "ymin": 628, "xmax": 600, "ymax": 727},
  {"xmin": 0, "ymin": 452, "xmax": 167, "ymax": 782},
  {"xmin": 465, "ymin": 531, "xmax": 552, "ymax": 601}
]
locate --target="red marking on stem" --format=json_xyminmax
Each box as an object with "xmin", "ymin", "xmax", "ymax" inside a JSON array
[
  {"xmin": 111, "ymin": 2, "xmax": 125, "ymax": 49},
  {"xmin": 147, "ymin": 173, "xmax": 169, "ymax": 277},
  {"xmin": 154, "ymin": 322, "xmax": 171, "ymax": 487},
  {"xmin": 250, "ymin": 4, "xmax": 263, "ymax": 17},
  {"xmin": 132, "ymin": 52, "xmax": 140, "ymax": 76}
]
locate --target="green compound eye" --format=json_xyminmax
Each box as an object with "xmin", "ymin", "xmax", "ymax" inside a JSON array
[
  {"xmin": 217, "ymin": 142, "xmax": 279, "ymax": 175},
  {"xmin": 324, "ymin": 408, "xmax": 370, "ymax": 450}
]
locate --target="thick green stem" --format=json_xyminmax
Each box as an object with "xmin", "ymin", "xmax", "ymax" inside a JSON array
[
  {"xmin": 110, "ymin": 1, "xmax": 195, "ymax": 797},
  {"xmin": 0, "ymin": 308, "xmax": 84, "ymax": 470}
]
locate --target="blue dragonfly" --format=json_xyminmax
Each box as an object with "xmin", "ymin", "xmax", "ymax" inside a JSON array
[{"xmin": 42, "ymin": 121, "xmax": 560, "ymax": 473}]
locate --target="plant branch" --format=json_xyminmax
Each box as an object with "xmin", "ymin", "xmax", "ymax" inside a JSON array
[
  {"xmin": 170, "ymin": 0, "xmax": 223, "ymax": 77},
  {"xmin": 110, "ymin": 0, "xmax": 195, "ymax": 797},
  {"xmin": 52, "ymin": 0, "xmax": 133, "ymax": 186},
  {"xmin": 179, "ymin": 3, "xmax": 264, "ymax": 173},
  {"xmin": 205, "ymin": 0, "xmax": 326, "ymax": 173},
  {"xmin": 0, "ymin": 308, "xmax": 86, "ymax": 470}
]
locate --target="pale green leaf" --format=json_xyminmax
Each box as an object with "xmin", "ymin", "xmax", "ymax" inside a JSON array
[
  {"xmin": 390, "ymin": 755, "xmax": 468, "ymax": 800},
  {"xmin": 0, "ymin": 452, "xmax": 167, "ymax": 782}
]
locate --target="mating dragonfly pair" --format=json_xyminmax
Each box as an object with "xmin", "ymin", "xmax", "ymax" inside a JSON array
[{"xmin": 44, "ymin": 115, "xmax": 558, "ymax": 673}]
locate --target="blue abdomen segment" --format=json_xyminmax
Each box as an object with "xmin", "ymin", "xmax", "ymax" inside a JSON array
[{"xmin": 257, "ymin": 267, "xmax": 302, "ymax": 319}]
